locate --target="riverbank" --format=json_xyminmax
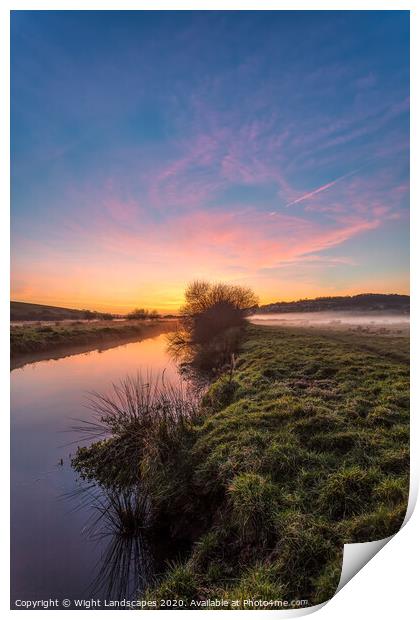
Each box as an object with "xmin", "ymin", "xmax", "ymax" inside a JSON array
[
  {"xmin": 74, "ymin": 324, "xmax": 409, "ymax": 607},
  {"xmin": 10, "ymin": 319, "xmax": 177, "ymax": 361}
]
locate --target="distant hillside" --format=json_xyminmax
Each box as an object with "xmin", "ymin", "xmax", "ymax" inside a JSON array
[
  {"xmin": 11, "ymin": 301, "xmax": 113, "ymax": 321},
  {"xmin": 253, "ymin": 294, "xmax": 410, "ymax": 315}
]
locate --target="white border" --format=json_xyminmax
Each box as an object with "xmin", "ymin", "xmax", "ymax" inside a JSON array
[{"xmin": 2, "ymin": 2, "xmax": 417, "ymax": 618}]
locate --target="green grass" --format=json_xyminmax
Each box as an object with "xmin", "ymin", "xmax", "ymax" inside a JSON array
[
  {"xmin": 10, "ymin": 319, "xmax": 175, "ymax": 357},
  {"xmin": 74, "ymin": 324, "xmax": 409, "ymax": 607}
]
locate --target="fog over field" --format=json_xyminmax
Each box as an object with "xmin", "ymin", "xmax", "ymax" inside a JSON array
[{"xmin": 249, "ymin": 311, "xmax": 409, "ymax": 331}]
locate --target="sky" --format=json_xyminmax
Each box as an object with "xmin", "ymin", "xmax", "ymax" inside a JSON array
[{"xmin": 11, "ymin": 10, "xmax": 409, "ymax": 313}]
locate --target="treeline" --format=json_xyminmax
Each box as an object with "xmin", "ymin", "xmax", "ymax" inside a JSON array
[
  {"xmin": 254, "ymin": 293, "xmax": 410, "ymax": 315},
  {"xmin": 81, "ymin": 310, "xmax": 114, "ymax": 320},
  {"xmin": 126, "ymin": 308, "xmax": 161, "ymax": 320}
]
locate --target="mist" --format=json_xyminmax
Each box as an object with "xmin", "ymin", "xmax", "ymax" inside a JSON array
[{"xmin": 249, "ymin": 311, "xmax": 409, "ymax": 332}]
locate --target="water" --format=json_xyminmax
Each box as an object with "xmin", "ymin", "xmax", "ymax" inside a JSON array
[{"xmin": 10, "ymin": 331, "xmax": 178, "ymax": 607}]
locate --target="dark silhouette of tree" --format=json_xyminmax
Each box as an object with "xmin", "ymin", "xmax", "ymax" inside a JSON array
[
  {"xmin": 168, "ymin": 281, "xmax": 258, "ymax": 370},
  {"xmin": 100, "ymin": 312, "xmax": 114, "ymax": 320},
  {"xmin": 127, "ymin": 308, "xmax": 160, "ymax": 320},
  {"xmin": 149, "ymin": 309, "xmax": 161, "ymax": 320},
  {"xmin": 180, "ymin": 281, "xmax": 257, "ymax": 345}
]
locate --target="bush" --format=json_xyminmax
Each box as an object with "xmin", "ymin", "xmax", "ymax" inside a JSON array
[
  {"xmin": 127, "ymin": 308, "xmax": 160, "ymax": 320},
  {"xmin": 168, "ymin": 281, "xmax": 257, "ymax": 372}
]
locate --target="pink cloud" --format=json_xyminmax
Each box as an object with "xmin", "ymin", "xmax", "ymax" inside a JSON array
[
  {"xmin": 56, "ymin": 205, "xmax": 380, "ymax": 275},
  {"xmin": 12, "ymin": 205, "xmax": 384, "ymax": 316}
]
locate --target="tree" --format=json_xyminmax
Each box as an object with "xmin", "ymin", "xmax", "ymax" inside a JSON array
[
  {"xmin": 127, "ymin": 308, "xmax": 148, "ymax": 320},
  {"xmin": 149, "ymin": 309, "xmax": 161, "ymax": 320},
  {"xmin": 127, "ymin": 308, "xmax": 160, "ymax": 320},
  {"xmin": 180, "ymin": 281, "xmax": 257, "ymax": 344},
  {"xmin": 168, "ymin": 281, "xmax": 258, "ymax": 369}
]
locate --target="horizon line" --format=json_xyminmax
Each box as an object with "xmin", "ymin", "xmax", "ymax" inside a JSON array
[{"xmin": 10, "ymin": 291, "xmax": 410, "ymax": 315}]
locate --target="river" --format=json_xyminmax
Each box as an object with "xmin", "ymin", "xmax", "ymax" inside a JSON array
[
  {"xmin": 11, "ymin": 331, "xmax": 178, "ymax": 607},
  {"xmin": 13, "ymin": 313, "xmax": 406, "ymax": 607}
]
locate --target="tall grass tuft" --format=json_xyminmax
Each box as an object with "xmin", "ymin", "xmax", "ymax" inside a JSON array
[{"xmin": 72, "ymin": 372, "xmax": 201, "ymax": 492}]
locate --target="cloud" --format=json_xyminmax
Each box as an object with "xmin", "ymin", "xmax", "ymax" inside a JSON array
[
  {"xmin": 285, "ymin": 169, "xmax": 361, "ymax": 207},
  {"xmin": 11, "ymin": 12, "xmax": 409, "ymax": 309}
]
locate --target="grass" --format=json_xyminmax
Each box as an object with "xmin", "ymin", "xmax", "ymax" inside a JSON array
[
  {"xmin": 73, "ymin": 324, "xmax": 409, "ymax": 607},
  {"xmin": 10, "ymin": 319, "xmax": 175, "ymax": 357},
  {"xmin": 73, "ymin": 373, "xmax": 201, "ymax": 493}
]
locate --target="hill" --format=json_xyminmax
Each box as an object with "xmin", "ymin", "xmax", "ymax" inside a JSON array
[
  {"xmin": 254, "ymin": 294, "xmax": 409, "ymax": 315},
  {"xmin": 10, "ymin": 301, "xmax": 112, "ymax": 322}
]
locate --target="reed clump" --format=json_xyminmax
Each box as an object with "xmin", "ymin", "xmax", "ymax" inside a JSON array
[{"xmin": 73, "ymin": 373, "xmax": 202, "ymax": 512}]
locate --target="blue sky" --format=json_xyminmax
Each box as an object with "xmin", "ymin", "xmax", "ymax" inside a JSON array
[{"xmin": 11, "ymin": 11, "xmax": 409, "ymax": 311}]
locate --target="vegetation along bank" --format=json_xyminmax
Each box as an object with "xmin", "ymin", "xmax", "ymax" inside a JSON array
[
  {"xmin": 74, "ymin": 321, "xmax": 409, "ymax": 608},
  {"xmin": 10, "ymin": 319, "xmax": 175, "ymax": 358}
]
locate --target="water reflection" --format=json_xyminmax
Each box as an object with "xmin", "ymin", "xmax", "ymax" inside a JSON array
[
  {"xmin": 70, "ymin": 485, "xmax": 154, "ymax": 600},
  {"xmin": 91, "ymin": 530, "xmax": 152, "ymax": 600},
  {"xmin": 66, "ymin": 367, "xmax": 200, "ymax": 601},
  {"xmin": 11, "ymin": 332, "xmax": 177, "ymax": 605}
]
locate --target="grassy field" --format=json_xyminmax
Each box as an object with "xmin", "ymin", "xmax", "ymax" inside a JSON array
[
  {"xmin": 74, "ymin": 324, "xmax": 409, "ymax": 608},
  {"xmin": 10, "ymin": 319, "xmax": 175, "ymax": 358}
]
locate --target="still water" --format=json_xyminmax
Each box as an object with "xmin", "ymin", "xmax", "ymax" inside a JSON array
[{"xmin": 11, "ymin": 331, "xmax": 178, "ymax": 607}]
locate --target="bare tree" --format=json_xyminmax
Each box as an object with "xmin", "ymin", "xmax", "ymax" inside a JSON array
[{"xmin": 168, "ymin": 281, "xmax": 258, "ymax": 369}]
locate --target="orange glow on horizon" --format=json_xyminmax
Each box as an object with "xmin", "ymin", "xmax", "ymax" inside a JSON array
[
  {"xmin": 11, "ymin": 278, "xmax": 410, "ymax": 315},
  {"xmin": 11, "ymin": 197, "xmax": 409, "ymax": 316}
]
